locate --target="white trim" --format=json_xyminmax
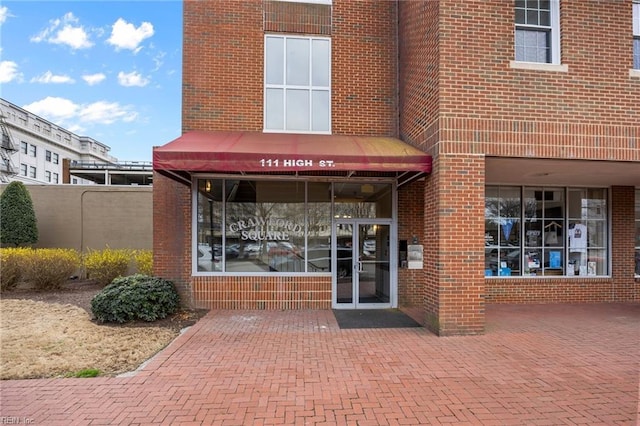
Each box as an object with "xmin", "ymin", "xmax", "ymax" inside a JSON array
[
  {"xmin": 509, "ymin": 61, "xmax": 568, "ymax": 72},
  {"xmin": 514, "ymin": 0, "xmax": 561, "ymax": 65},
  {"xmin": 263, "ymin": 34, "xmax": 332, "ymax": 133},
  {"xmin": 630, "ymin": 69, "xmax": 640, "ymax": 78}
]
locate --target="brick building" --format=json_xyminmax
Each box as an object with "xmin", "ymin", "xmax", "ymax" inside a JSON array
[{"xmin": 153, "ymin": 0, "xmax": 640, "ymax": 335}]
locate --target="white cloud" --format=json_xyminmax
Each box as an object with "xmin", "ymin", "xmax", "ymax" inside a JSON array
[
  {"xmin": 82, "ymin": 73, "xmax": 106, "ymax": 86},
  {"xmin": 22, "ymin": 96, "xmax": 138, "ymax": 128},
  {"xmin": 0, "ymin": 6, "xmax": 11, "ymax": 25},
  {"xmin": 107, "ymin": 18, "xmax": 154, "ymax": 53},
  {"xmin": 78, "ymin": 101, "xmax": 138, "ymax": 124},
  {"xmin": 0, "ymin": 60, "xmax": 22, "ymax": 83},
  {"xmin": 31, "ymin": 71, "xmax": 75, "ymax": 84},
  {"xmin": 23, "ymin": 97, "xmax": 79, "ymax": 121},
  {"xmin": 118, "ymin": 71, "xmax": 149, "ymax": 87},
  {"xmin": 31, "ymin": 12, "xmax": 93, "ymax": 50}
]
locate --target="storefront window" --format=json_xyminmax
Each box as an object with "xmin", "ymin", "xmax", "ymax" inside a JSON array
[
  {"xmin": 485, "ymin": 186, "xmax": 521, "ymax": 276},
  {"xmin": 523, "ymin": 188, "xmax": 565, "ymax": 276},
  {"xmin": 195, "ymin": 179, "xmax": 391, "ymax": 274},
  {"xmin": 485, "ymin": 186, "xmax": 609, "ymax": 277},
  {"xmin": 197, "ymin": 179, "xmax": 223, "ymax": 272},
  {"xmin": 635, "ymin": 189, "xmax": 640, "ymax": 276}
]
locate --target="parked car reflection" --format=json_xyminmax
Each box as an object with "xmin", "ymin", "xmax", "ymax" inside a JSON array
[{"xmin": 269, "ymin": 246, "xmax": 352, "ymax": 275}]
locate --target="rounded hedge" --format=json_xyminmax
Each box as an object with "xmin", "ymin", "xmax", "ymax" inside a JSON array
[{"xmin": 91, "ymin": 274, "xmax": 179, "ymax": 323}]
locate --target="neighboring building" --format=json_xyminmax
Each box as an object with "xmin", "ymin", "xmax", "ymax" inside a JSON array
[
  {"xmin": 153, "ymin": 0, "xmax": 640, "ymax": 335},
  {"xmin": 0, "ymin": 98, "xmax": 116, "ymax": 185}
]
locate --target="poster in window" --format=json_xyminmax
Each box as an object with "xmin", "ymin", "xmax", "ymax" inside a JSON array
[
  {"xmin": 587, "ymin": 261, "xmax": 597, "ymax": 276},
  {"xmin": 549, "ymin": 251, "xmax": 561, "ymax": 269}
]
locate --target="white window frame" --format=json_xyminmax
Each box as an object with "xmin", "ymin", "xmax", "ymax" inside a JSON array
[
  {"xmin": 633, "ymin": 1, "xmax": 640, "ymax": 71},
  {"xmin": 29, "ymin": 166, "xmax": 36, "ymax": 179},
  {"xmin": 20, "ymin": 163, "xmax": 27, "ymax": 176},
  {"xmin": 45, "ymin": 171, "xmax": 51, "ymax": 182},
  {"xmin": 53, "ymin": 153, "xmax": 59, "ymax": 164},
  {"xmin": 29, "ymin": 144, "xmax": 36, "ymax": 157},
  {"xmin": 53, "ymin": 172, "xmax": 59, "ymax": 184},
  {"xmin": 46, "ymin": 150, "xmax": 52, "ymax": 162},
  {"xmin": 20, "ymin": 141, "xmax": 27, "ymax": 154},
  {"xmin": 514, "ymin": 0, "xmax": 561, "ymax": 65},
  {"xmin": 264, "ymin": 34, "xmax": 331, "ymax": 134}
]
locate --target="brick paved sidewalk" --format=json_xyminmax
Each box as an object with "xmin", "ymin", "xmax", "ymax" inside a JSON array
[{"xmin": 1, "ymin": 303, "xmax": 638, "ymax": 425}]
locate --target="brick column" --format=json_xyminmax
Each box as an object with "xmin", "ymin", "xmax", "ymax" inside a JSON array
[
  {"xmin": 423, "ymin": 154, "xmax": 485, "ymax": 335},
  {"xmin": 610, "ymin": 186, "xmax": 639, "ymax": 302},
  {"xmin": 152, "ymin": 172, "xmax": 192, "ymax": 306}
]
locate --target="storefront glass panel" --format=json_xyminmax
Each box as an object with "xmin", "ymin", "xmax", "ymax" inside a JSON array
[
  {"xmin": 194, "ymin": 179, "xmax": 390, "ymax": 275},
  {"xmin": 485, "ymin": 185, "xmax": 609, "ymax": 277}
]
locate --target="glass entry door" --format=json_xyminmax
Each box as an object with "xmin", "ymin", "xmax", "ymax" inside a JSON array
[{"xmin": 334, "ymin": 221, "xmax": 392, "ymax": 309}]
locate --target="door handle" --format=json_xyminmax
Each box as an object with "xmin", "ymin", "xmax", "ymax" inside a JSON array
[{"xmin": 357, "ymin": 261, "xmax": 364, "ymax": 273}]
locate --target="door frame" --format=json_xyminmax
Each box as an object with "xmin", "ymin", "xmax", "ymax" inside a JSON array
[{"xmin": 332, "ymin": 218, "xmax": 397, "ymax": 309}]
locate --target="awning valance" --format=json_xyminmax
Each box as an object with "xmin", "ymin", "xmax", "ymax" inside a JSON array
[{"xmin": 153, "ymin": 131, "xmax": 431, "ymax": 176}]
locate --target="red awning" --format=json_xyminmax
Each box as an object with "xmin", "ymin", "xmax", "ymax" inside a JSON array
[{"xmin": 153, "ymin": 131, "xmax": 431, "ymax": 174}]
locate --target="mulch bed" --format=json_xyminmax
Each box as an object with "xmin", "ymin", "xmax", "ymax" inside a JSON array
[{"xmin": 2, "ymin": 279, "xmax": 209, "ymax": 332}]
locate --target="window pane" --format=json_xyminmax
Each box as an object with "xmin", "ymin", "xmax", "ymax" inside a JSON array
[
  {"xmin": 225, "ymin": 180, "xmax": 306, "ymax": 273},
  {"xmin": 527, "ymin": 9, "xmax": 539, "ymax": 25},
  {"xmin": 539, "ymin": 10, "xmax": 550, "ymax": 26},
  {"xmin": 499, "ymin": 187, "xmax": 521, "ymax": 218},
  {"xmin": 286, "ymin": 38, "xmax": 309, "ymax": 86},
  {"xmin": 334, "ymin": 183, "xmax": 392, "ymax": 219},
  {"xmin": 515, "ymin": 8, "xmax": 525, "ymax": 24},
  {"xmin": 197, "ymin": 179, "xmax": 223, "ymax": 272},
  {"xmin": 311, "ymin": 90, "xmax": 330, "ymax": 132},
  {"xmin": 286, "ymin": 89, "xmax": 310, "ymax": 131},
  {"xmin": 312, "ymin": 39, "xmax": 330, "ymax": 86},
  {"xmin": 634, "ymin": 39, "xmax": 640, "ymax": 70},
  {"xmin": 265, "ymin": 37, "xmax": 284, "ymax": 85},
  {"xmin": 265, "ymin": 88, "xmax": 284, "ymax": 130},
  {"xmin": 307, "ymin": 182, "xmax": 332, "ymax": 272}
]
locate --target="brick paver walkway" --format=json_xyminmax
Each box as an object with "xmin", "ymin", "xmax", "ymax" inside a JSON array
[{"xmin": 1, "ymin": 303, "xmax": 638, "ymax": 425}]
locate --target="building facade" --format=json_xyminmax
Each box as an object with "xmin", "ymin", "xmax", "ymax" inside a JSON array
[
  {"xmin": 1, "ymin": 98, "xmax": 117, "ymax": 185},
  {"xmin": 153, "ymin": 0, "xmax": 640, "ymax": 335}
]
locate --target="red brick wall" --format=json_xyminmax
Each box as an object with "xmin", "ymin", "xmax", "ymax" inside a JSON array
[
  {"xmin": 183, "ymin": 0, "xmax": 399, "ymax": 136},
  {"xmin": 331, "ymin": 0, "xmax": 398, "ymax": 136},
  {"xmin": 193, "ymin": 276, "xmax": 331, "ymax": 310},
  {"xmin": 398, "ymin": 0, "xmax": 440, "ymax": 152},
  {"xmin": 397, "ymin": 180, "xmax": 425, "ymax": 306},
  {"xmin": 425, "ymin": 155, "xmax": 486, "ymax": 336},
  {"xmin": 153, "ymin": 172, "xmax": 192, "ymax": 305},
  {"xmin": 182, "ymin": 0, "xmax": 264, "ymax": 132}
]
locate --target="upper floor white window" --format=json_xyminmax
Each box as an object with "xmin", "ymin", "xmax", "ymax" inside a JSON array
[
  {"xmin": 264, "ymin": 35, "xmax": 331, "ymax": 133},
  {"xmin": 53, "ymin": 153, "xmax": 59, "ymax": 164},
  {"xmin": 633, "ymin": 1, "xmax": 640, "ymax": 69},
  {"xmin": 46, "ymin": 150, "xmax": 52, "ymax": 162},
  {"xmin": 29, "ymin": 144, "xmax": 36, "ymax": 157},
  {"xmin": 20, "ymin": 163, "xmax": 27, "ymax": 176},
  {"xmin": 515, "ymin": 0, "xmax": 561, "ymax": 64},
  {"xmin": 20, "ymin": 141, "xmax": 27, "ymax": 154}
]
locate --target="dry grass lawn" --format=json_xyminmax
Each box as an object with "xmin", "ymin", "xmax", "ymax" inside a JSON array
[{"xmin": 1, "ymin": 299, "xmax": 179, "ymax": 379}]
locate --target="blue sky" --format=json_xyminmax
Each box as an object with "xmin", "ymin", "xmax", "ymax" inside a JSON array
[{"xmin": 0, "ymin": 1, "xmax": 182, "ymax": 161}]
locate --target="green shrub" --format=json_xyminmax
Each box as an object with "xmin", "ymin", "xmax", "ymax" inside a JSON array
[
  {"xmin": 84, "ymin": 248, "xmax": 132, "ymax": 286},
  {"xmin": 0, "ymin": 247, "xmax": 30, "ymax": 292},
  {"xmin": 0, "ymin": 181, "xmax": 38, "ymax": 247},
  {"xmin": 91, "ymin": 274, "xmax": 180, "ymax": 323},
  {"xmin": 133, "ymin": 250, "xmax": 153, "ymax": 275},
  {"xmin": 21, "ymin": 248, "xmax": 81, "ymax": 290}
]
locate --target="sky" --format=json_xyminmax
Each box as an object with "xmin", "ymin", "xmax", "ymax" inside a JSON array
[{"xmin": 0, "ymin": 1, "xmax": 182, "ymax": 161}]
